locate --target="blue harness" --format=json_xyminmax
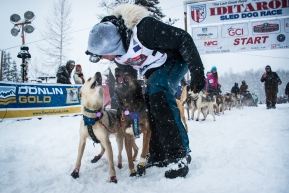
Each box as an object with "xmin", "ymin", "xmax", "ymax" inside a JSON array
[{"xmin": 83, "ymin": 106, "xmax": 102, "ymax": 144}]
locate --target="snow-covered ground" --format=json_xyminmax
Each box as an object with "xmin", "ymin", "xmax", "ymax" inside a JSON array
[{"xmin": 0, "ymin": 103, "xmax": 288, "ymax": 193}]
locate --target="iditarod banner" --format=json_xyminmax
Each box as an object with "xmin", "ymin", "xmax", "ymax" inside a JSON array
[
  {"xmin": 0, "ymin": 82, "xmax": 83, "ymax": 119},
  {"xmin": 188, "ymin": 0, "xmax": 289, "ymax": 54},
  {"xmin": 189, "ymin": 0, "xmax": 289, "ymax": 24}
]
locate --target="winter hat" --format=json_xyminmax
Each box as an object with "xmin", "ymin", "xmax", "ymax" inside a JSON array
[
  {"xmin": 211, "ymin": 66, "xmax": 217, "ymax": 71},
  {"xmin": 76, "ymin": 64, "xmax": 81, "ymax": 68},
  {"xmin": 87, "ymin": 22, "xmax": 126, "ymax": 56},
  {"xmin": 265, "ymin": 65, "xmax": 271, "ymax": 69}
]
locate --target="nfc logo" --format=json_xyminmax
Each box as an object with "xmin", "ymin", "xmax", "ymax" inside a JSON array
[{"xmin": 204, "ymin": 41, "xmax": 218, "ymax": 46}]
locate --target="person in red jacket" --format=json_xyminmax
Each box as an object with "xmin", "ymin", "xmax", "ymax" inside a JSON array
[{"xmin": 206, "ymin": 66, "xmax": 221, "ymax": 97}]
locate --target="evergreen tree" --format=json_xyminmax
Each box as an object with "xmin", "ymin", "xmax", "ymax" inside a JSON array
[
  {"xmin": 98, "ymin": 0, "xmax": 165, "ymax": 20},
  {"xmin": 1, "ymin": 52, "xmax": 21, "ymax": 82},
  {"xmin": 135, "ymin": 0, "xmax": 165, "ymax": 20}
]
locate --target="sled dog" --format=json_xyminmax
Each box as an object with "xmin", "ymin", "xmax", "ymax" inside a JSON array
[
  {"xmin": 71, "ymin": 72, "xmax": 124, "ymax": 183},
  {"xmin": 114, "ymin": 68, "xmax": 151, "ymax": 177}
]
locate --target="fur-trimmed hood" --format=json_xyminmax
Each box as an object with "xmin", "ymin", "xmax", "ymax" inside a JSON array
[{"xmin": 111, "ymin": 4, "xmax": 149, "ymax": 29}]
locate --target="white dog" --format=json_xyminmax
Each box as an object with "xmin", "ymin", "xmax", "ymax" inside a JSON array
[
  {"xmin": 190, "ymin": 90, "xmax": 216, "ymax": 121},
  {"xmin": 71, "ymin": 72, "xmax": 124, "ymax": 183}
]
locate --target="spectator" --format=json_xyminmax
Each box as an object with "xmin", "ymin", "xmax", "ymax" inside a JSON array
[
  {"xmin": 231, "ymin": 83, "xmax": 240, "ymax": 96},
  {"xmin": 175, "ymin": 77, "xmax": 188, "ymax": 100},
  {"xmin": 240, "ymin": 80, "xmax": 248, "ymax": 95},
  {"xmin": 260, "ymin": 65, "xmax": 282, "ymax": 109},
  {"xmin": 285, "ymin": 82, "xmax": 289, "ymax": 103},
  {"xmin": 56, "ymin": 60, "xmax": 75, "ymax": 84},
  {"xmin": 73, "ymin": 64, "xmax": 85, "ymax": 84}
]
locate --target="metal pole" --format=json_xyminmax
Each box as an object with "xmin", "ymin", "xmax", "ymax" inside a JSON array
[
  {"xmin": 21, "ymin": 58, "xmax": 25, "ymax": 83},
  {"xmin": 183, "ymin": 1, "xmax": 190, "ymax": 81},
  {"xmin": 0, "ymin": 50, "xmax": 3, "ymax": 81}
]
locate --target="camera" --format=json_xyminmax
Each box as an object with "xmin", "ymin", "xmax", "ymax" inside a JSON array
[{"xmin": 85, "ymin": 50, "xmax": 101, "ymax": 63}]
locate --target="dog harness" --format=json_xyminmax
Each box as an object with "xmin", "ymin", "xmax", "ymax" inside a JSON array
[
  {"xmin": 83, "ymin": 106, "xmax": 103, "ymax": 144},
  {"xmin": 114, "ymin": 25, "xmax": 167, "ymax": 76},
  {"xmin": 123, "ymin": 103, "xmax": 144, "ymax": 138}
]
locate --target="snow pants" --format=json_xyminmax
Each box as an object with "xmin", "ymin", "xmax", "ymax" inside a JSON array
[
  {"xmin": 146, "ymin": 58, "xmax": 190, "ymax": 161},
  {"xmin": 265, "ymin": 88, "xmax": 278, "ymax": 106}
]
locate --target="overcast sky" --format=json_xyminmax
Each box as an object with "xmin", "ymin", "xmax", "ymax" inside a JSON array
[{"xmin": 0, "ymin": 0, "xmax": 288, "ymax": 80}]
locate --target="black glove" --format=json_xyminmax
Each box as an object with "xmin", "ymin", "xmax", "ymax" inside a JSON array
[
  {"xmin": 78, "ymin": 73, "xmax": 83, "ymax": 77},
  {"xmin": 190, "ymin": 76, "xmax": 205, "ymax": 93}
]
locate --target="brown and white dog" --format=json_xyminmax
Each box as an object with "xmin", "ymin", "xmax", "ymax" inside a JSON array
[
  {"xmin": 176, "ymin": 85, "xmax": 189, "ymax": 132},
  {"xmin": 114, "ymin": 68, "xmax": 151, "ymax": 177},
  {"xmin": 184, "ymin": 85, "xmax": 206, "ymax": 121},
  {"xmin": 190, "ymin": 90, "xmax": 216, "ymax": 121},
  {"xmin": 224, "ymin": 93, "xmax": 234, "ymax": 110},
  {"xmin": 214, "ymin": 94, "xmax": 224, "ymax": 115},
  {"xmin": 234, "ymin": 93, "xmax": 243, "ymax": 109},
  {"xmin": 71, "ymin": 72, "xmax": 124, "ymax": 183}
]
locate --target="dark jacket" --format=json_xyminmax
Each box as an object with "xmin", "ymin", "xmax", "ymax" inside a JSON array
[
  {"xmin": 231, "ymin": 83, "xmax": 240, "ymax": 95},
  {"xmin": 101, "ymin": 16, "xmax": 205, "ymax": 92},
  {"xmin": 260, "ymin": 69, "xmax": 282, "ymax": 89},
  {"xmin": 285, "ymin": 82, "xmax": 289, "ymax": 95},
  {"xmin": 56, "ymin": 60, "xmax": 74, "ymax": 84},
  {"xmin": 240, "ymin": 81, "xmax": 248, "ymax": 94}
]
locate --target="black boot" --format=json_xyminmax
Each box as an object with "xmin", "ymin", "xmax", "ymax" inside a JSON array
[
  {"xmin": 266, "ymin": 103, "xmax": 271, "ymax": 109},
  {"xmin": 165, "ymin": 157, "xmax": 189, "ymax": 179},
  {"xmin": 271, "ymin": 103, "xmax": 276, "ymax": 109}
]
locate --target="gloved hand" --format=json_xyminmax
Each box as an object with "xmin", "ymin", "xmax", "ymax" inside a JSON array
[{"xmin": 190, "ymin": 77, "xmax": 205, "ymax": 93}]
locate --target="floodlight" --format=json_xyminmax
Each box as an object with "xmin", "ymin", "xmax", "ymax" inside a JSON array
[
  {"xmin": 11, "ymin": 27, "xmax": 20, "ymax": 36},
  {"xmin": 24, "ymin": 11, "xmax": 35, "ymax": 20},
  {"xmin": 10, "ymin": 14, "xmax": 21, "ymax": 23},
  {"xmin": 17, "ymin": 50, "xmax": 31, "ymax": 59},
  {"xmin": 23, "ymin": 25, "xmax": 35, "ymax": 33}
]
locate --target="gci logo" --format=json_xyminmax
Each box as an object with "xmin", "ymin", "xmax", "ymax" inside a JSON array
[{"xmin": 228, "ymin": 27, "xmax": 244, "ymax": 36}]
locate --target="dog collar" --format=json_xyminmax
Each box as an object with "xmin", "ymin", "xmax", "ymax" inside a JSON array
[{"xmin": 84, "ymin": 106, "xmax": 101, "ymax": 114}]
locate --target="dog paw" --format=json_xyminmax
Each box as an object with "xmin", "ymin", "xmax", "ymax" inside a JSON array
[
  {"xmin": 136, "ymin": 163, "xmax": 146, "ymax": 176},
  {"xmin": 91, "ymin": 155, "xmax": 101, "ymax": 163},
  {"xmin": 117, "ymin": 164, "xmax": 123, "ymax": 169},
  {"xmin": 71, "ymin": 169, "xmax": 79, "ymax": 179},
  {"xmin": 130, "ymin": 169, "xmax": 137, "ymax": 177},
  {"xmin": 110, "ymin": 176, "xmax": 117, "ymax": 183}
]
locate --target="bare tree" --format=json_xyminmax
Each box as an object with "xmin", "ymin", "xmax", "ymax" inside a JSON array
[{"xmin": 39, "ymin": 0, "xmax": 73, "ymax": 67}]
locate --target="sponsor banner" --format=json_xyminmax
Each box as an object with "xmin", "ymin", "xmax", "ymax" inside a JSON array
[
  {"xmin": 191, "ymin": 17, "xmax": 289, "ymax": 54},
  {"xmin": 189, "ymin": 0, "xmax": 289, "ymax": 25},
  {"xmin": 0, "ymin": 82, "xmax": 82, "ymax": 119},
  {"xmin": 0, "ymin": 82, "xmax": 112, "ymax": 119}
]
